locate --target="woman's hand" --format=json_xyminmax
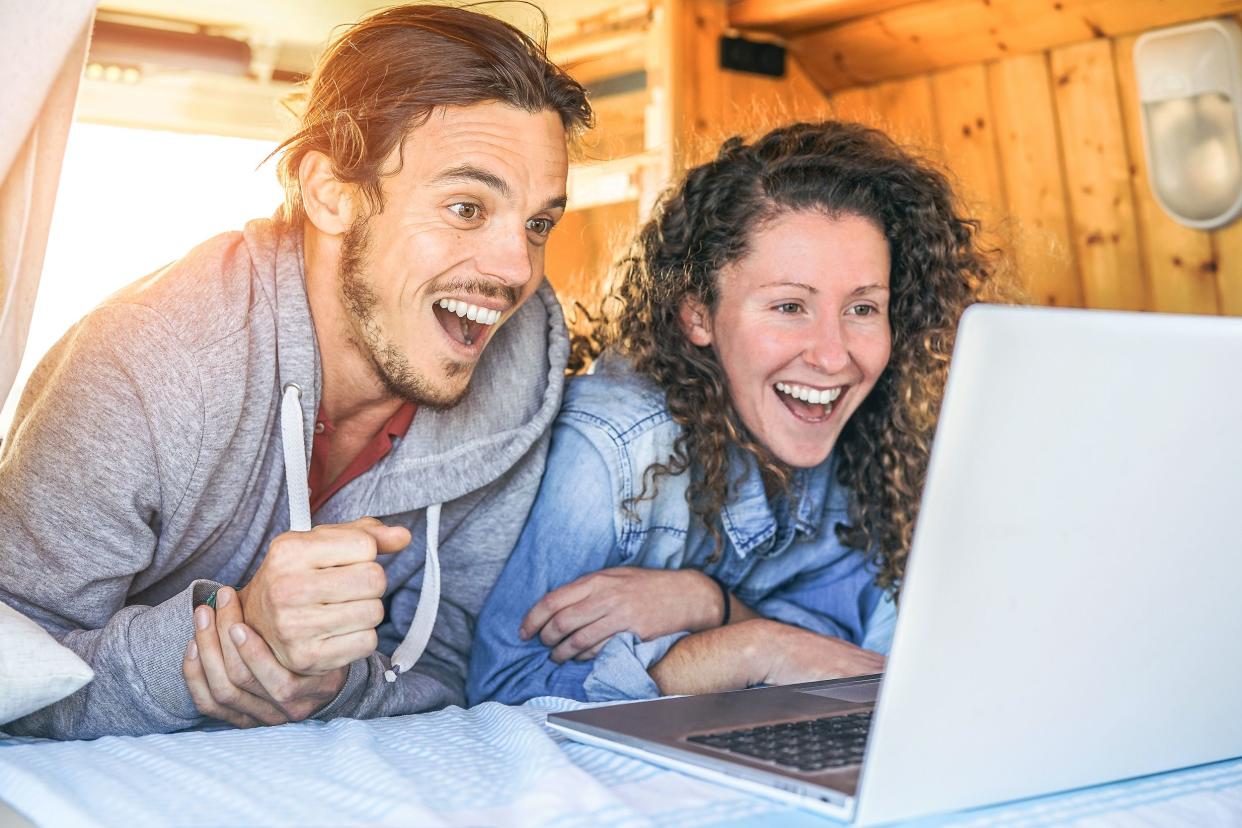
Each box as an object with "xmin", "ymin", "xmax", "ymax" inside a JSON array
[
  {"xmin": 520, "ymin": 567, "xmax": 725, "ymax": 662},
  {"xmin": 649, "ymin": 618, "xmax": 885, "ymax": 696},
  {"xmin": 757, "ymin": 619, "xmax": 885, "ymax": 686}
]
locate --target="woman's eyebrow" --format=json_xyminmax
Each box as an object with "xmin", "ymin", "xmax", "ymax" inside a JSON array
[
  {"xmin": 759, "ymin": 280, "xmax": 817, "ymax": 292},
  {"xmin": 851, "ymin": 283, "xmax": 890, "ymax": 295}
]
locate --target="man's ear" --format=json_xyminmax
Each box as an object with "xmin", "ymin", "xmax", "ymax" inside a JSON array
[
  {"xmin": 300, "ymin": 151, "xmax": 356, "ymax": 235},
  {"xmin": 679, "ymin": 296, "xmax": 713, "ymax": 348}
]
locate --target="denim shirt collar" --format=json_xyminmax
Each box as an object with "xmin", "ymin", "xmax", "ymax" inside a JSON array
[{"xmin": 719, "ymin": 447, "xmax": 839, "ymax": 560}]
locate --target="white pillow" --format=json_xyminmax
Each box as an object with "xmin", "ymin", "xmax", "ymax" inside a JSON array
[{"xmin": 0, "ymin": 601, "xmax": 93, "ymax": 726}]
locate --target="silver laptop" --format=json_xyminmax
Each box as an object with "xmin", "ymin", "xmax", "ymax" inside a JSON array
[{"xmin": 547, "ymin": 304, "xmax": 1242, "ymax": 825}]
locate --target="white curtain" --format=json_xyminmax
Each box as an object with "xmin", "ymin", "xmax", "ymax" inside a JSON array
[{"xmin": 0, "ymin": 1, "xmax": 96, "ymax": 412}]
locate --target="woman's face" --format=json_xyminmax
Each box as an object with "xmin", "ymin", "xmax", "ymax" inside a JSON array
[{"xmin": 681, "ymin": 211, "xmax": 893, "ymax": 468}]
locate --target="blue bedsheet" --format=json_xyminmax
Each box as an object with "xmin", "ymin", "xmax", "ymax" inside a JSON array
[{"xmin": 2, "ymin": 698, "xmax": 1240, "ymax": 827}]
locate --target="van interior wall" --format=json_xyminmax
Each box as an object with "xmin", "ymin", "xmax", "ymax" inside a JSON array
[
  {"xmin": 814, "ymin": 26, "xmax": 1241, "ymax": 316},
  {"xmin": 715, "ymin": 5, "xmax": 1237, "ymax": 317},
  {"xmin": 666, "ymin": 0, "xmax": 1241, "ymax": 317},
  {"xmin": 536, "ymin": 0, "xmax": 1240, "ymax": 322}
]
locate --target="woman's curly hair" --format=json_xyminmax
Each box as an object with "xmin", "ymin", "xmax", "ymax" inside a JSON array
[{"xmin": 571, "ymin": 120, "xmax": 1017, "ymax": 592}]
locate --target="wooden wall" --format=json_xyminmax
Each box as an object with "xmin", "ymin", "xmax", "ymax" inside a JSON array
[
  {"xmin": 549, "ymin": 0, "xmax": 1241, "ymax": 319},
  {"xmin": 691, "ymin": 6, "xmax": 1242, "ymax": 316}
]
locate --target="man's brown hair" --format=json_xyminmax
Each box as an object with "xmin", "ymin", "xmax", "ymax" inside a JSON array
[{"xmin": 274, "ymin": 4, "xmax": 592, "ymax": 223}]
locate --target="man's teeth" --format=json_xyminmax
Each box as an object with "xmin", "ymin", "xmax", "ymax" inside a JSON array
[
  {"xmin": 775, "ymin": 382, "xmax": 842, "ymax": 406},
  {"xmin": 437, "ymin": 299, "xmax": 501, "ymax": 325}
]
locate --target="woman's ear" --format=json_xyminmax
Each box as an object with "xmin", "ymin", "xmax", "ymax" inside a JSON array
[
  {"xmin": 679, "ymin": 297, "xmax": 713, "ymax": 348},
  {"xmin": 299, "ymin": 151, "xmax": 357, "ymax": 235}
]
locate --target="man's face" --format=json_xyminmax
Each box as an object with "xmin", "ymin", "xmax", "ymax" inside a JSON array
[{"xmin": 338, "ymin": 101, "xmax": 568, "ymax": 409}]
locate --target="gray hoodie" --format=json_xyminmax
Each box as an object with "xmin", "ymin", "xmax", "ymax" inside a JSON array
[{"xmin": 0, "ymin": 217, "xmax": 567, "ymax": 739}]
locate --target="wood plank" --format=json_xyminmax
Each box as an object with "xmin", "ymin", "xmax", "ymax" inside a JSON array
[
  {"xmin": 544, "ymin": 200, "xmax": 639, "ymax": 321},
  {"xmin": 930, "ymin": 64, "xmax": 1004, "ymax": 213},
  {"xmin": 712, "ymin": 56, "xmax": 835, "ymax": 142},
  {"xmin": 987, "ymin": 53, "xmax": 1081, "ymax": 307},
  {"xmin": 1113, "ymin": 33, "xmax": 1219, "ymax": 315},
  {"xmin": 865, "ymin": 75, "xmax": 940, "ymax": 152},
  {"xmin": 829, "ymin": 84, "xmax": 880, "ymax": 125},
  {"xmin": 575, "ymin": 89, "xmax": 649, "ymax": 163},
  {"xmin": 827, "ymin": 76, "xmax": 938, "ymax": 153},
  {"xmin": 1050, "ymin": 39, "xmax": 1146, "ymax": 310},
  {"xmin": 789, "ymin": 0, "xmax": 1242, "ymax": 92},
  {"xmin": 929, "ymin": 63, "xmax": 1008, "ymax": 271},
  {"xmin": 1214, "ymin": 222, "xmax": 1242, "ymax": 316},
  {"xmin": 729, "ymin": 0, "xmax": 920, "ymax": 36},
  {"xmin": 550, "ymin": 3, "xmax": 650, "ymax": 85}
]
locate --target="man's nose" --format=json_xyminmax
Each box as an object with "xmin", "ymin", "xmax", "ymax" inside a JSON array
[{"xmin": 476, "ymin": 224, "xmax": 536, "ymax": 288}]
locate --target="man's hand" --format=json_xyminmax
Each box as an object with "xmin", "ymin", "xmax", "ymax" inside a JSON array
[
  {"xmin": 238, "ymin": 517, "xmax": 410, "ymax": 675},
  {"xmin": 520, "ymin": 567, "xmax": 724, "ymax": 662},
  {"xmin": 183, "ymin": 586, "xmax": 350, "ymax": 728},
  {"xmin": 757, "ymin": 620, "xmax": 885, "ymax": 686}
]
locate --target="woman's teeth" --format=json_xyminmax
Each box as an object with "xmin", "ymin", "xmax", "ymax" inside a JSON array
[
  {"xmin": 437, "ymin": 299, "xmax": 501, "ymax": 326},
  {"xmin": 775, "ymin": 382, "xmax": 842, "ymax": 406}
]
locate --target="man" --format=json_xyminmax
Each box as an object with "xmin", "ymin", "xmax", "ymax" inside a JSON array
[{"xmin": 0, "ymin": 5, "xmax": 591, "ymax": 739}]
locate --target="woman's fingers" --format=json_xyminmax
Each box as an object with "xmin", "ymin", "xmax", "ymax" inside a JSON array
[
  {"xmin": 552, "ymin": 616, "xmax": 622, "ymax": 663},
  {"xmin": 537, "ymin": 599, "xmax": 610, "ymax": 650}
]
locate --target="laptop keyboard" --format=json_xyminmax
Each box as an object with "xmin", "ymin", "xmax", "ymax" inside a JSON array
[{"xmin": 686, "ymin": 711, "xmax": 873, "ymax": 772}]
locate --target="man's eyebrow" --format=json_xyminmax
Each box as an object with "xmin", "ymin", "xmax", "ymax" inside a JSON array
[
  {"xmin": 430, "ymin": 164, "xmax": 511, "ymax": 199},
  {"xmin": 542, "ymin": 195, "xmax": 568, "ymax": 213}
]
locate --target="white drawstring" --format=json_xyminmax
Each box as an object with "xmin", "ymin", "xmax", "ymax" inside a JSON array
[
  {"xmin": 280, "ymin": 383, "xmax": 312, "ymax": 533},
  {"xmin": 279, "ymin": 381, "xmax": 441, "ymax": 685},
  {"xmin": 386, "ymin": 502, "xmax": 441, "ymax": 682}
]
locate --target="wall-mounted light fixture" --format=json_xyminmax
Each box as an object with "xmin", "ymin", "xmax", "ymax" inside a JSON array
[{"xmin": 1135, "ymin": 20, "xmax": 1242, "ymax": 230}]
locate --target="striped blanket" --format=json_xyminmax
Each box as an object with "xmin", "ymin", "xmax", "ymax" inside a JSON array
[{"xmin": 1, "ymin": 697, "xmax": 1240, "ymax": 827}]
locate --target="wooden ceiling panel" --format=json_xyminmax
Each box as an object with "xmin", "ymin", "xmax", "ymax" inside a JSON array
[
  {"xmin": 781, "ymin": 0, "xmax": 1242, "ymax": 91},
  {"xmin": 728, "ymin": 0, "xmax": 919, "ymax": 36}
]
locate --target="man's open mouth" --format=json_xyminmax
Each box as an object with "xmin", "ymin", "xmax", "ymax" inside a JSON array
[
  {"xmin": 432, "ymin": 299, "xmax": 503, "ymax": 348},
  {"xmin": 774, "ymin": 382, "xmax": 843, "ymax": 423}
]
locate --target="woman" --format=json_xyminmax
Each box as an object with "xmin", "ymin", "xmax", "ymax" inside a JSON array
[{"xmin": 467, "ymin": 121, "xmax": 1010, "ymax": 704}]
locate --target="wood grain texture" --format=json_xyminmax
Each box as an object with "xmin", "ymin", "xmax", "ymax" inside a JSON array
[
  {"xmin": 988, "ymin": 53, "xmax": 1081, "ymax": 307},
  {"xmin": 1050, "ymin": 39, "xmax": 1147, "ymax": 310},
  {"xmin": 544, "ymin": 200, "xmax": 639, "ymax": 321},
  {"xmin": 930, "ymin": 63, "xmax": 1005, "ymax": 213},
  {"xmin": 729, "ymin": 0, "xmax": 919, "ymax": 35},
  {"xmin": 1214, "ymin": 223, "xmax": 1242, "ymax": 316},
  {"xmin": 787, "ymin": 0, "xmax": 1242, "ymax": 91}
]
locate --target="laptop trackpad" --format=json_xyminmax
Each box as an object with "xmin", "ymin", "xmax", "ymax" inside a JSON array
[{"xmin": 796, "ymin": 683, "xmax": 880, "ymax": 704}]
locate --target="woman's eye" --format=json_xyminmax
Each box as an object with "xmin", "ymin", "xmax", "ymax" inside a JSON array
[
  {"xmin": 776, "ymin": 302, "xmax": 802, "ymax": 314},
  {"xmin": 849, "ymin": 303, "xmax": 878, "ymax": 316},
  {"xmin": 448, "ymin": 203, "xmax": 482, "ymax": 221},
  {"xmin": 527, "ymin": 217, "xmax": 553, "ymax": 236}
]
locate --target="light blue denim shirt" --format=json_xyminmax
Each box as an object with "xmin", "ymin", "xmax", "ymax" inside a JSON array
[{"xmin": 467, "ymin": 363, "xmax": 896, "ymax": 705}]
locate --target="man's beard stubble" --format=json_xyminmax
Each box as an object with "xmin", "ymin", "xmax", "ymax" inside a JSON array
[{"xmin": 338, "ymin": 217, "xmax": 471, "ymax": 411}]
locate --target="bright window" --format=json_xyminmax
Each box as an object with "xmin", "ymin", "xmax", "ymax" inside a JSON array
[{"xmin": 1, "ymin": 123, "xmax": 283, "ymax": 436}]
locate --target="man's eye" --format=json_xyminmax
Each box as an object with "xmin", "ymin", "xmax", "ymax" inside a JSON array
[
  {"xmin": 449, "ymin": 203, "xmax": 482, "ymax": 221},
  {"xmin": 527, "ymin": 217, "xmax": 553, "ymax": 236}
]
